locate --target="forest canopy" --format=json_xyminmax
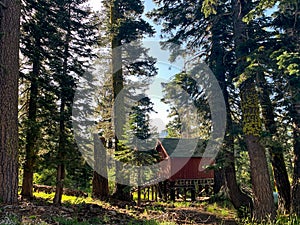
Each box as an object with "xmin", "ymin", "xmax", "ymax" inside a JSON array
[{"xmin": 0, "ymin": 0, "xmax": 299, "ymax": 224}]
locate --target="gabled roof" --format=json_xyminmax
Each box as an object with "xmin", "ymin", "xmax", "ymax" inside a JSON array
[{"xmin": 157, "ymin": 138, "xmax": 208, "ymax": 158}]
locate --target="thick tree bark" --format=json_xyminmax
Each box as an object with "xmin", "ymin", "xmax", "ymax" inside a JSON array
[
  {"xmin": 223, "ymin": 80, "xmax": 253, "ymax": 215},
  {"xmin": 92, "ymin": 171, "xmax": 109, "ymax": 199},
  {"xmin": 256, "ymin": 73, "xmax": 291, "ymax": 213},
  {"xmin": 223, "ymin": 83, "xmax": 253, "ymax": 214},
  {"xmin": 21, "ymin": 37, "xmax": 41, "ymax": 200},
  {"xmin": 231, "ymin": 0, "xmax": 276, "ymax": 221},
  {"xmin": 111, "ymin": 37, "xmax": 131, "ymax": 200},
  {"xmin": 0, "ymin": 0, "xmax": 21, "ymax": 204},
  {"xmin": 92, "ymin": 135, "xmax": 109, "ymax": 200},
  {"xmin": 224, "ymin": 115, "xmax": 253, "ymax": 215},
  {"xmin": 110, "ymin": 1, "xmax": 131, "ymax": 202},
  {"xmin": 113, "ymin": 165, "xmax": 131, "ymax": 201},
  {"xmin": 213, "ymin": 166, "xmax": 225, "ymax": 194},
  {"xmin": 240, "ymin": 81, "xmax": 276, "ymax": 221},
  {"xmin": 209, "ymin": 21, "xmax": 253, "ymax": 214},
  {"xmin": 53, "ymin": 163, "xmax": 65, "ymax": 205}
]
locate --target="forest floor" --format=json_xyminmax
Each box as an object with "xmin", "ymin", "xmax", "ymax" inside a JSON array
[{"xmin": 0, "ymin": 193, "xmax": 238, "ymax": 225}]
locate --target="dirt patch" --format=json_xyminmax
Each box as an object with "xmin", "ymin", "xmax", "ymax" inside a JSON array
[{"xmin": 0, "ymin": 198, "xmax": 237, "ymax": 224}]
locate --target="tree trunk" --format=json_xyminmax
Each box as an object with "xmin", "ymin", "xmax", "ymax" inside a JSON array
[
  {"xmin": 287, "ymin": 0, "xmax": 300, "ymax": 215},
  {"xmin": 240, "ymin": 81, "xmax": 276, "ymax": 221},
  {"xmin": 53, "ymin": 95, "xmax": 66, "ymax": 205},
  {"xmin": 291, "ymin": 102, "xmax": 300, "ymax": 215},
  {"xmin": 137, "ymin": 169, "xmax": 141, "ymax": 206},
  {"xmin": 92, "ymin": 135, "xmax": 109, "ymax": 200},
  {"xmin": 209, "ymin": 19, "xmax": 253, "ymax": 214},
  {"xmin": 113, "ymin": 163, "xmax": 131, "ymax": 201},
  {"xmin": 224, "ymin": 86, "xmax": 253, "ymax": 215},
  {"xmin": 231, "ymin": 0, "xmax": 276, "ymax": 221},
  {"xmin": 213, "ymin": 166, "xmax": 225, "ymax": 194},
  {"xmin": 256, "ymin": 73, "xmax": 291, "ymax": 213},
  {"xmin": 53, "ymin": 9, "xmax": 70, "ymax": 204},
  {"xmin": 224, "ymin": 116, "xmax": 253, "ymax": 215},
  {"xmin": 110, "ymin": 1, "xmax": 131, "ymax": 201},
  {"xmin": 170, "ymin": 181, "xmax": 175, "ymax": 201},
  {"xmin": 0, "ymin": 0, "xmax": 21, "ymax": 204},
  {"xmin": 21, "ymin": 168, "xmax": 34, "ymax": 200},
  {"xmin": 224, "ymin": 147, "xmax": 253, "ymax": 215},
  {"xmin": 21, "ymin": 36, "xmax": 41, "ymax": 200},
  {"xmin": 53, "ymin": 163, "xmax": 65, "ymax": 205},
  {"xmin": 223, "ymin": 87, "xmax": 253, "ymax": 215}
]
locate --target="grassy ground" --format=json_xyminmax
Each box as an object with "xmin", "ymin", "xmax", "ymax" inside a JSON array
[
  {"xmin": 0, "ymin": 191, "xmax": 237, "ymax": 224},
  {"xmin": 1, "ymin": 192, "xmax": 299, "ymax": 224}
]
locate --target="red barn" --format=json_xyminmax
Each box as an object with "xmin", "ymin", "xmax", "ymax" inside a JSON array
[{"xmin": 155, "ymin": 138, "xmax": 215, "ymax": 201}]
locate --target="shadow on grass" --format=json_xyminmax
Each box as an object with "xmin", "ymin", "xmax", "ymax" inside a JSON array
[{"xmin": 0, "ymin": 197, "xmax": 163, "ymax": 225}]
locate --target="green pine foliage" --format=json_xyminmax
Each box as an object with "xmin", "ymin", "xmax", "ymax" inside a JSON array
[
  {"xmin": 97, "ymin": 0, "xmax": 158, "ymax": 199},
  {"xmin": 149, "ymin": 0, "xmax": 293, "ymax": 218},
  {"xmin": 19, "ymin": 0, "xmax": 98, "ymax": 202},
  {"xmin": 162, "ymin": 72, "xmax": 211, "ymax": 139},
  {"xmin": 13, "ymin": 0, "xmax": 300, "ymax": 221},
  {"xmin": 117, "ymin": 97, "xmax": 158, "ymax": 166}
]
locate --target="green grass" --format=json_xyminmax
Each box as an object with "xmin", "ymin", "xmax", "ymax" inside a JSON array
[
  {"xmin": 30, "ymin": 190, "xmax": 300, "ymax": 225},
  {"xmin": 28, "ymin": 215, "xmax": 37, "ymax": 220},
  {"xmin": 206, "ymin": 202, "xmax": 217, "ymax": 213},
  {"xmin": 275, "ymin": 215, "xmax": 300, "ymax": 225},
  {"xmin": 132, "ymin": 189, "xmax": 157, "ymax": 201},
  {"xmin": 32, "ymin": 190, "xmax": 237, "ymax": 224},
  {"xmin": 33, "ymin": 191, "xmax": 95, "ymax": 204},
  {"xmin": 203, "ymin": 202, "xmax": 233, "ymax": 218},
  {"xmin": 239, "ymin": 214, "xmax": 300, "ymax": 225},
  {"xmin": 173, "ymin": 201, "xmax": 192, "ymax": 208}
]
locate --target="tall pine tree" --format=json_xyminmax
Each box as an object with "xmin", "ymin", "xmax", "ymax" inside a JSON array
[
  {"xmin": 149, "ymin": 0, "xmax": 253, "ymax": 214},
  {"xmin": 100, "ymin": 0, "xmax": 156, "ymax": 201},
  {"xmin": 0, "ymin": 0, "xmax": 21, "ymax": 204},
  {"xmin": 271, "ymin": 0, "xmax": 300, "ymax": 215}
]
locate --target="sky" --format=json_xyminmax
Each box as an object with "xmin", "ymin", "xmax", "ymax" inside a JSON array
[
  {"xmin": 86, "ymin": 1, "xmax": 279, "ymax": 136},
  {"xmin": 88, "ymin": 0, "xmax": 156, "ymax": 17},
  {"xmin": 87, "ymin": 0, "xmax": 186, "ymax": 133}
]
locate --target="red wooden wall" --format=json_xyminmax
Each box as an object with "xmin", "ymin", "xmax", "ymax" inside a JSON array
[
  {"xmin": 169, "ymin": 157, "xmax": 214, "ymax": 181},
  {"xmin": 156, "ymin": 141, "xmax": 214, "ymax": 181}
]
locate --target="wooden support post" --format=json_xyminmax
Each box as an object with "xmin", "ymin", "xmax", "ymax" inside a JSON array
[
  {"xmin": 137, "ymin": 186, "xmax": 141, "ymax": 207},
  {"xmin": 170, "ymin": 181, "xmax": 175, "ymax": 201},
  {"xmin": 205, "ymin": 185, "xmax": 210, "ymax": 195},
  {"xmin": 158, "ymin": 182, "xmax": 162, "ymax": 199},
  {"xmin": 147, "ymin": 187, "xmax": 150, "ymax": 201},
  {"xmin": 163, "ymin": 181, "xmax": 167, "ymax": 201},
  {"xmin": 191, "ymin": 185, "xmax": 196, "ymax": 201},
  {"xmin": 151, "ymin": 186, "xmax": 154, "ymax": 201}
]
